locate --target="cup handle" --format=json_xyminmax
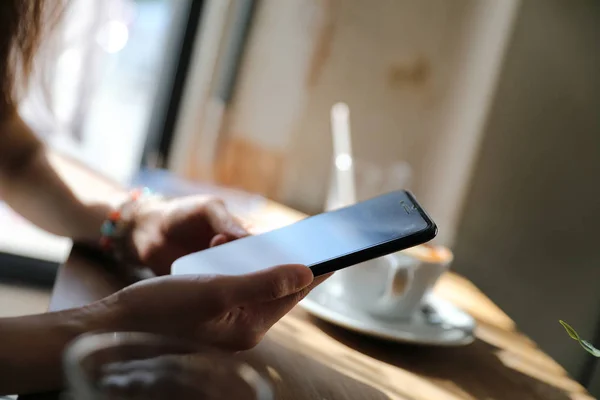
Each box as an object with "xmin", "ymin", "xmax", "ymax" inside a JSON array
[{"xmin": 380, "ymin": 255, "xmax": 413, "ymax": 306}]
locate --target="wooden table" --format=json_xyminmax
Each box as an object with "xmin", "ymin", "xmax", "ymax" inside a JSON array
[{"xmin": 28, "ymin": 200, "xmax": 592, "ymax": 400}]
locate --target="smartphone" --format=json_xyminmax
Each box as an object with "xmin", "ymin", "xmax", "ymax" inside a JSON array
[{"xmin": 172, "ymin": 190, "xmax": 437, "ymax": 277}]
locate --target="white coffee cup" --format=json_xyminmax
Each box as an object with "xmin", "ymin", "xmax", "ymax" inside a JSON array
[{"xmin": 328, "ymin": 244, "xmax": 453, "ymax": 320}]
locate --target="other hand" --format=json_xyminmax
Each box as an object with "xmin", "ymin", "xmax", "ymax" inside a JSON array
[
  {"xmin": 101, "ymin": 264, "xmax": 320, "ymax": 350},
  {"xmin": 128, "ymin": 196, "xmax": 248, "ymax": 275}
]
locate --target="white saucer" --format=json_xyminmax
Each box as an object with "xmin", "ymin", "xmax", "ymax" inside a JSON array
[{"xmin": 299, "ymin": 284, "xmax": 476, "ymax": 346}]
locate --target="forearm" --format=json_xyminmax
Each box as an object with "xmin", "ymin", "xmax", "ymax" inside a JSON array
[
  {"xmin": 0, "ymin": 302, "xmax": 119, "ymax": 395},
  {"xmin": 0, "ymin": 116, "xmax": 127, "ymax": 242}
]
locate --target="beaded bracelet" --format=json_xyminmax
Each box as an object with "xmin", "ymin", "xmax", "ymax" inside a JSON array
[{"xmin": 99, "ymin": 187, "xmax": 154, "ymax": 262}]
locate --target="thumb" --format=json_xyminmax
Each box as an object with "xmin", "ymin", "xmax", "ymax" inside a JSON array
[
  {"xmin": 209, "ymin": 234, "xmax": 229, "ymax": 247},
  {"xmin": 204, "ymin": 199, "xmax": 249, "ymax": 238},
  {"xmin": 226, "ymin": 264, "xmax": 314, "ymax": 305}
]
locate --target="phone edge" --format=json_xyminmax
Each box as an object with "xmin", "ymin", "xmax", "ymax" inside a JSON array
[{"xmin": 310, "ymin": 191, "xmax": 438, "ymax": 277}]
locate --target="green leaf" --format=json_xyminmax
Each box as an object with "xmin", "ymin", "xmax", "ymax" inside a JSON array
[
  {"xmin": 560, "ymin": 320, "xmax": 600, "ymax": 358},
  {"xmin": 560, "ymin": 320, "xmax": 580, "ymax": 340},
  {"xmin": 580, "ymin": 340, "xmax": 600, "ymax": 357}
]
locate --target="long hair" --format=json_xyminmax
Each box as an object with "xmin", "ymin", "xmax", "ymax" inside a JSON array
[{"xmin": 0, "ymin": 1, "xmax": 64, "ymax": 118}]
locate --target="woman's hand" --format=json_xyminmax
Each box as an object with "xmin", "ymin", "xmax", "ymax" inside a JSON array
[
  {"xmin": 100, "ymin": 264, "xmax": 317, "ymax": 350},
  {"xmin": 128, "ymin": 196, "xmax": 249, "ymax": 275}
]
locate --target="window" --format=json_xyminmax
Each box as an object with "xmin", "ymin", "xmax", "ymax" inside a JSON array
[
  {"xmin": 21, "ymin": 0, "xmax": 190, "ymax": 184},
  {"xmin": 0, "ymin": 0, "xmax": 199, "ymax": 272}
]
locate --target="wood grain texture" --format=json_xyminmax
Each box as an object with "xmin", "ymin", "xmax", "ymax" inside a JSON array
[
  {"xmin": 306, "ymin": 0, "xmax": 336, "ymax": 87},
  {"xmin": 214, "ymin": 136, "xmax": 285, "ymax": 200},
  {"xmin": 23, "ymin": 199, "xmax": 592, "ymax": 400}
]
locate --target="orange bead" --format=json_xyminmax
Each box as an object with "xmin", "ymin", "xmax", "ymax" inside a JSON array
[
  {"xmin": 131, "ymin": 188, "xmax": 142, "ymax": 200},
  {"xmin": 108, "ymin": 210, "xmax": 121, "ymax": 221}
]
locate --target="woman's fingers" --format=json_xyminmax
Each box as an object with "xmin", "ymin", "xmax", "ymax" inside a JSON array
[
  {"xmin": 204, "ymin": 199, "xmax": 248, "ymax": 239},
  {"xmin": 209, "ymin": 234, "xmax": 228, "ymax": 247},
  {"xmin": 222, "ymin": 264, "xmax": 314, "ymax": 306},
  {"xmin": 246, "ymin": 271, "xmax": 333, "ymax": 328}
]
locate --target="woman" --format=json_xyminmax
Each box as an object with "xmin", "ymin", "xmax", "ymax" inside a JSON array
[{"xmin": 0, "ymin": 1, "xmax": 319, "ymax": 395}]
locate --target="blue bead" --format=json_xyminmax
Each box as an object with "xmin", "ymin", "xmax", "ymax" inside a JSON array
[{"xmin": 101, "ymin": 221, "xmax": 115, "ymax": 236}]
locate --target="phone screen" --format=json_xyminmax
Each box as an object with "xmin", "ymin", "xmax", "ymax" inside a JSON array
[{"xmin": 172, "ymin": 191, "xmax": 435, "ymax": 276}]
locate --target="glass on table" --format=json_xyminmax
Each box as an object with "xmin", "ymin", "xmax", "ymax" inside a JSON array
[
  {"xmin": 326, "ymin": 157, "xmax": 413, "ymax": 210},
  {"xmin": 63, "ymin": 332, "xmax": 273, "ymax": 400}
]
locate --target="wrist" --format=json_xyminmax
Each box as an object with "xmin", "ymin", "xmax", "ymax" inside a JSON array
[
  {"xmin": 74, "ymin": 297, "xmax": 124, "ymax": 333},
  {"xmin": 73, "ymin": 294, "xmax": 137, "ymax": 336},
  {"xmin": 127, "ymin": 195, "xmax": 166, "ymax": 261},
  {"xmin": 98, "ymin": 188, "xmax": 161, "ymax": 266},
  {"xmin": 73, "ymin": 191, "xmax": 129, "ymax": 246},
  {"xmin": 0, "ymin": 303, "xmax": 126, "ymax": 394}
]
